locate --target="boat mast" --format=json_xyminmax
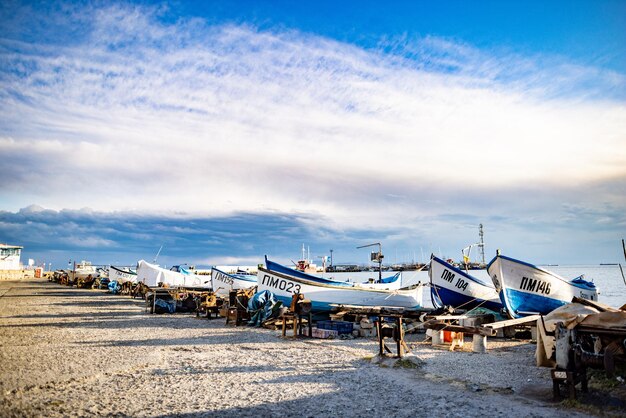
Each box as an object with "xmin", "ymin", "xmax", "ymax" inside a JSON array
[{"xmin": 153, "ymin": 244, "xmax": 163, "ymax": 264}]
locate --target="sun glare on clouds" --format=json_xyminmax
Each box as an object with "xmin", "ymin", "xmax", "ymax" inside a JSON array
[{"xmin": 0, "ymin": 3, "xmax": 624, "ymax": 231}]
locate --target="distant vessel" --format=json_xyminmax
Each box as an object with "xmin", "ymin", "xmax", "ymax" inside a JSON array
[
  {"xmin": 294, "ymin": 244, "xmax": 320, "ymax": 273},
  {"xmin": 487, "ymin": 253, "xmax": 599, "ymax": 319}
]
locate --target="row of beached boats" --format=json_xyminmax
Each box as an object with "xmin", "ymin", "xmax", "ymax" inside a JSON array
[
  {"xmin": 430, "ymin": 253, "xmax": 599, "ymax": 318},
  {"xmin": 105, "ymin": 252, "xmax": 599, "ymax": 320}
]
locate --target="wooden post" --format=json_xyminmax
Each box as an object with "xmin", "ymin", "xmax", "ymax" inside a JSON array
[
  {"xmin": 376, "ymin": 319, "xmax": 384, "ymax": 356},
  {"xmin": 396, "ymin": 316, "xmax": 404, "ymax": 358}
]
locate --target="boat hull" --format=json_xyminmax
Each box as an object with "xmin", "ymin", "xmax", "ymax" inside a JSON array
[
  {"xmin": 257, "ymin": 267, "xmax": 423, "ymax": 312},
  {"xmin": 429, "ymin": 256, "xmax": 502, "ymax": 311},
  {"xmin": 109, "ymin": 266, "xmax": 137, "ymax": 284},
  {"xmin": 211, "ymin": 268, "xmax": 257, "ymax": 296},
  {"xmin": 487, "ymin": 255, "xmax": 599, "ymax": 318},
  {"xmin": 136, "ymin": 260, "xmax": 210, "ymax": 288}
]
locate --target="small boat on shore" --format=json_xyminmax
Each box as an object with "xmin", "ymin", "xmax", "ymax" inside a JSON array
[
  {"xmin": 70, "ymin": 261, "xmax": 98, "ymax": 280},
  {"xmin": 487, "ymin": 253, "xmax": 599, "ymax": 318},
  {"xmin": 429, "ymin": 255, "xmax": 502, "ymax": 311},
  {"xmin": 211, "ymin": 267, "xmax": 257, "ymax": 296},
  {"xmin": 109, "ymin": 265, "xmax": 137, "ymax": 283},
  {"xmin": 258, "ymin": 258, "xmax": 424, "ymax": 312},
  {"xmin": 136, "ymin": 260, "xmax": 210, "ymax": 288}
]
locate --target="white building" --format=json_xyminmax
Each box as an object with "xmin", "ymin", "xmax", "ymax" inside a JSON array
[{"xmin": 0, "ymin": 244, "xmax": 23, "ymax": 270}]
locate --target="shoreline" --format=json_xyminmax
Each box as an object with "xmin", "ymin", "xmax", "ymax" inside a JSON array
[{"xmin": 0, "ymin": 279, "xmax": 619, "ymax": 417}]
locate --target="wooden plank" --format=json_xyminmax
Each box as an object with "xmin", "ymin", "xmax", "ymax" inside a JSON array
[
  {"xmin": 571, "ymin": 297, "xmax": 619, "ymax": 313},
  {"xmin": 483, "ymin": 315, "xmax": 540, "ymax": 330},
  {"xmin": 431, "ymin": 315, "xmax": 468, "ymax": 321},
  {"xmin": 328, "ymin": 304, "xmax": 429, "ymax": 317}
]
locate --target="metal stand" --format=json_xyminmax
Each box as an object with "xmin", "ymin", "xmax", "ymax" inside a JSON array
[{"xmin": 377, "ymin": 314, "xmax": 408, "ymax": 358}]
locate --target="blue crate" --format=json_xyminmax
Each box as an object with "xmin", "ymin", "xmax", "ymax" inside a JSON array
[{"xmin": 317, "ymin": 320, "xmax": 354, "ymax": 334}]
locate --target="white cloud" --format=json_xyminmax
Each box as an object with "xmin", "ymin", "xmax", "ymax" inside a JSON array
[{"xmin": 0, "ymin": 3, "xmax": 624, "ymax": 231}]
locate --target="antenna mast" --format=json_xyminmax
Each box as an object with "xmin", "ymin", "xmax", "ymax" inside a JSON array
[
  {"xmin": 479, "ymin": 224, "xmax": 485, "ymax": 264},
  {"xmin": 153, "ymin": 245, "xmax": 163, "ymax": 264}
]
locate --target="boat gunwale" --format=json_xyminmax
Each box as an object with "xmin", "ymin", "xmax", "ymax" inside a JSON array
[
  {"xmin": 488, "ymin": 254, "xmax": 596, "ymax": 290},
  {"xmin": 109, "ymin": 265, "xmax": 137, "ymax": 276},
  {"xmin": 211, "ymin": 266, "xmax": 257, "ymax": 283},
  {"xmin": 430, "ymin": 255, "xmax": 495, "ymax": 288}
]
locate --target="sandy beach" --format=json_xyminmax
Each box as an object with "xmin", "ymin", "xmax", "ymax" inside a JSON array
[{"xmin": 0, "ymin": 279, "xmax": 618, "ymax": 417}]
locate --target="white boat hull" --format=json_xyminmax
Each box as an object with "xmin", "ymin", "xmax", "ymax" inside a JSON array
[
  {"xmin": 257, "ymin": 267, "xmax": 424, "ymax": 312},
  {"xmin": 109, "ymin": 266, "xmax": 137, "ymax": 284},
  {"xmin": 136, "ymin": 260, "xmax": 210, "ymax": 288},
  {"xmin": 211, "ymin": 268, "xmax": 257, "ymax": 296}
]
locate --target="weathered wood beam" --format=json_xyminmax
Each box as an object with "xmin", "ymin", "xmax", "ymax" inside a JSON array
[{"xmin": 482, "ymin": 315, "xmax": 540, "ymax": 330}]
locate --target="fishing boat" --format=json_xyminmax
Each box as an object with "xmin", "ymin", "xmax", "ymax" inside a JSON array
[
  {"xmin": 429, "ymin": 255, "xmax": 502, "ymax": 311},
  {"xmin": 487, "ymin": 253, "xmax": 599, "ymax": 318},
  {"xmin": 258, "ymin": 258, "xmax": 424, "ymax": 312},
  {"xmin": 211, "ymin": 267, "xmax": 257, "ymax": 296},
  {"xmin": 71, "ymin": 261, "xmax": 99, "ymax": 280},
  {"xmin": 109, "ymin": 265, "xmax": 137, "ymax": 283},
  {"xmin": 265, "ymin": 257, "xmax": 403, "ymax": 290},
  {"xmin": 136, "ymin": 260, "xmax": 210, "ymax": 288},
  {"xmin": 294, "ymin": 244, "xmax": 322, "ymax": 273}
]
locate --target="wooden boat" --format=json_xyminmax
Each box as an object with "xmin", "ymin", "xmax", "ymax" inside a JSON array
[
  {"xmin": 257, "ymin": 261, "xmax": 424, "ymax": 313},
  {"xmin": 265, "ymin": 257, "xmax": 403, "ymax": 290},
  {"xmin": 429, "ymin": 255, "xmax": 502, "ymax": 311},
  {"xmin": 136, "ymin": 260, "xmax": 210, "ymax": 288},
  {"xmin": 487, "ymin": 254, "xmax": 599, "ymax": 318},
  {"xmin": 109, "ymin": 265, "xmax": 137, "ymax": 284},
  {"xmin": 211, "ymin": 267, "xmax": 257, "ymax": 296}
]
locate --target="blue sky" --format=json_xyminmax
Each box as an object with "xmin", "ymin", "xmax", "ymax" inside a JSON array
[{"xmin": 0, "ymin": 1, "xmax": 625, "ymax": 268}]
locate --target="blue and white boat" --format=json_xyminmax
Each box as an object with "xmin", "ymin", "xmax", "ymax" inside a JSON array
[
  {"xmin": 487, "ymin": 253, "xmax": 599, "ymax": 319},
  {"xmin": 258, "ymin": 258, "xmax": 423, "ymax": 312},
  {"xmin": 429, "ymin": 255, "xmax": 502, "ymax": 312},
  {"xmin": 211, "ymin": 267, "xmax": 257, "ymax": 296},
  {"xmin": 264, "ymin": 257, "xmax": 403, "ymax": 290}
]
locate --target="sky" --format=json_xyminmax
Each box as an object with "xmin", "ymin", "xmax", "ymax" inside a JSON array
[{"xmin": 0, "ymin": 0, "xmax": 625, "ymax": 269}]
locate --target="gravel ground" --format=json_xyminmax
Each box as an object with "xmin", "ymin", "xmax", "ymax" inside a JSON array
[{"xmin": 0, "ymin": 279, "xmax": 604, "ymax": 417}]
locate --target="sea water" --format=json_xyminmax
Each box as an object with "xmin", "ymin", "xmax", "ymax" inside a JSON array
[{"xmin": 328, "ymin": 264, "xmax": 626, "ymax": 309}]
